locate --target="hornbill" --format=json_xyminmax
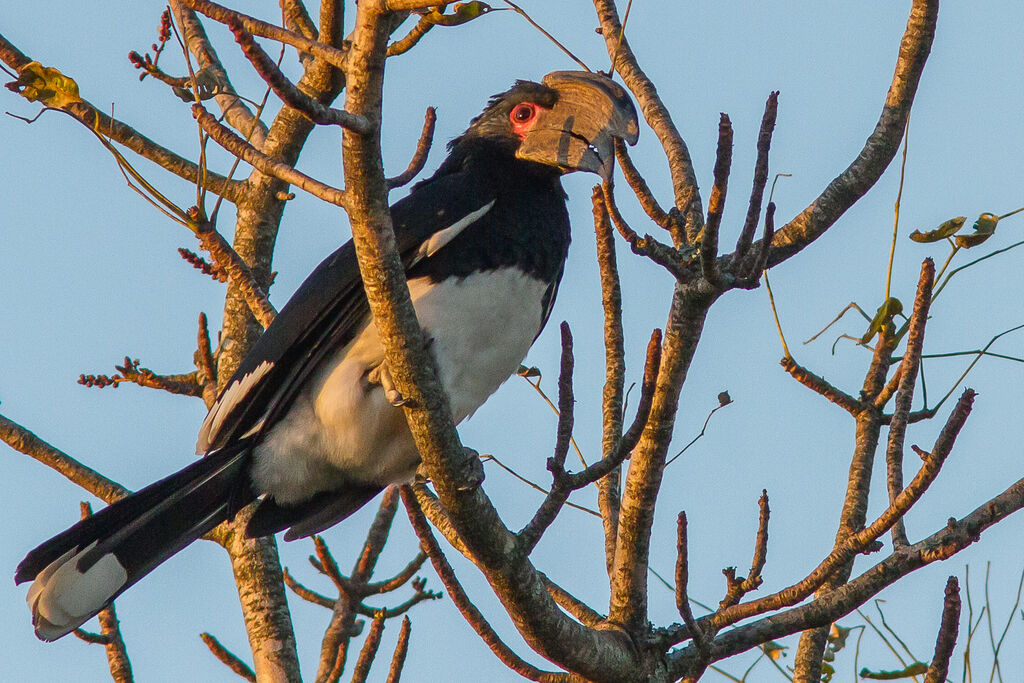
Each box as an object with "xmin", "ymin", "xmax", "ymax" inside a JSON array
[{"xmin": 17, "ymin": 71, "xmax": 639, "ymax": 641}]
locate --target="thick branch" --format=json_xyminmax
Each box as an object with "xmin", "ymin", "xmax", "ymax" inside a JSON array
[
  {"xmin": 609, "ymin": 283, "xmax": 714, "ymax": 633},
  {"xmin": 341, "ymin": 4, "xmax": 641, "ymax": 679}
]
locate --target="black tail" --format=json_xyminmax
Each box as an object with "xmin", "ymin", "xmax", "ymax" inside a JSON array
[{"xmin": 16, "ymin": 444, "xmax": 253, "ymax": 641}]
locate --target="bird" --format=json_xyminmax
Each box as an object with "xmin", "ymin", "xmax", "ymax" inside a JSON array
[{"xmin": 17, "ymin": 70, "xmax": 639, "ymax": 641}]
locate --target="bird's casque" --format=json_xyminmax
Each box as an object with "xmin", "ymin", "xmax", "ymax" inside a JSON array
[{"xmin": 17, "ymin": 71, "xmax": 639, "ymax": 641}]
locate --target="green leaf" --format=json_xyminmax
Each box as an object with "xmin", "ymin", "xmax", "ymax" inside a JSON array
[
  {"xmin": 859, "ymin": 661, "xmax": 928, "ymax": 679},
  {"xmin": 422, "ymin": 2, "xmax": 493, "ymax": 26},
  {"xmin": 5, "ymin": 61, "xmax": 82, "ymax": 108},
  {"xmin": 516, "ymin": 365, "xmax": 541, "ymax": 378},
  {"xmin": 861, "ymin": 297, "xmax": 903, "ymax": 344},
  {"xmin": 908, "ymin": 216, "xmax": 966, "ymax": 242},
  {"xmin": 955, "ymin": 212, "xmax": 1000, "ymax": 248}
]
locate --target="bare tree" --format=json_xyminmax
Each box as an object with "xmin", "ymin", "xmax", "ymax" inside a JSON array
[{"xmin": 2, "ymin": 0, "xmax": 1022, "ymax": 681}]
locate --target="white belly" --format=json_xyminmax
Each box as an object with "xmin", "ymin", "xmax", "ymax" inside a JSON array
[{"xmin": 251, "ymin": 268, "xmax": 548, "ymax": 503}]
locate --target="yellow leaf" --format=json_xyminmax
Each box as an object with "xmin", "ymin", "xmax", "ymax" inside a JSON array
[
  {"xmin": 422, "ymin": 2, "xmax": 493, "ymax": 26},
  {"xmin": 6, "ymin": 61, "xmax": 82, "ymax": 108},
  {"xmin": 860, "ymin": 297, "xmax": 903, "ymax": 344}
]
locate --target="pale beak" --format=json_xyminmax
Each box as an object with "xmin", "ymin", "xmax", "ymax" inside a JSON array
[{"xmin": 516, "ymin": 71, "xmax": 639, "ymax": 180}]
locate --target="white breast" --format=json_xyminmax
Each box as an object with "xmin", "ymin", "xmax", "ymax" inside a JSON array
[{"xmin": 251, "ymin": 268, "xmax": 549, "ymax": 503}]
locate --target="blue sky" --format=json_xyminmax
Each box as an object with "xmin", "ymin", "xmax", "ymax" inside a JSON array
[{"xmin": 2, "ymin": 1, "xmax": 1023, "ymax": 680}]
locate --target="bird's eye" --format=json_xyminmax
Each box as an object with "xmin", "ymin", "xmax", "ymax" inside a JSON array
[{"xmin": 510, "ymin": 103, "xmax": 536, "ymax": 124}]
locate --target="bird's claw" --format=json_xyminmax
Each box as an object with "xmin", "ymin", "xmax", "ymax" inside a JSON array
[
  {"xmin": 367, "ymin": 361, "xmax": 409, "ymax": 407},
  {"xmin": 457, "ymin": 447, "xmax": 485, "ymax": 491}
]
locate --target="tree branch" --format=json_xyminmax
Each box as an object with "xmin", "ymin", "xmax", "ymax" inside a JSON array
[
  {"xmin": 227, "ymin": 19, "xmax": 370, "ymax": 132},
  {"xmin": 592, "ymin": 187, "xmax": 625, "ymax": 576},
  {"xmin": 700, "ymin": 113, "xmax": 732, "ymax": 289},
  {"xmin": 402, "ymin": 488, "xmax": 568, "ymax": 683},
  {"xmin": 179, "ymin": 0, "xmax": 348, "ymax": 70},
  {"xmin": 0, "ymin": 33, "xmax": 242, "ymax": 202},
  {"xmin": 668, "ymin": 462, "xmax": 1023, "ymax": 675},
  {"xmin": 171, "ymin": 0, "xmax": 270, "ymax": 147},
  {"xmin": 200, "ymin": 632, "xmax": 257, "ymax": 682},
  {"xmin": 734, "ymin": 91, "xmax": 779, "ymax": 263},
  {"xmin": 766, "ymin": 0, "xmax": 938, "ymax": 267},
  {"xmin": 387, "ymin": 106, "xmax": 436, "ymax": 188},
  {"xmin": 193, "ymin": 103, "xmax": 350, "ymax": 208},
  {"xmin": 924, "ymin": 577, "xmax": 960, "ymax": 683},
  {"xmin": 884, "ymin": 259, "xmax": 934, "ymax": 548},
  {"xmin": 340, "ymin": 4, "xmax": 642, "ymax": 678},
  {"xmin": 592, "ymin": 0, "xmax": 705, "ymax": 238},
  {"xmin": 0, "ymin": 414, "xmax": 129, "ymax": 504}
]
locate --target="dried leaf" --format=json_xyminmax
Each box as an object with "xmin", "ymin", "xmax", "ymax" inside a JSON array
[
  {"xmin": 5, "ymin": 61, "xmax": 82, "ymax": 108},
  {"xmin": 908, "ymin": 215, "xmax": 966, "ymax": 242},
  {"xmin": 954, "ymin": 212, "xmax": 999, "ymax": 248}
]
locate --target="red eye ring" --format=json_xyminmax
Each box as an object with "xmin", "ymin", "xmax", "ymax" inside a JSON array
[{"xmin": 510, "ymin": 103, "xmax": 537, "ymax": 125}]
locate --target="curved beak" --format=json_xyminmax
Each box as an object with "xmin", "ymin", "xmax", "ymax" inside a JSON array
[{"xmin": 516, "ymin": 71, "xmax": 639, "ymax": 181}]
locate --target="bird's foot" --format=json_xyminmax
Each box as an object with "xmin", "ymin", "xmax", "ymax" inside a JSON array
[
  {"xmin": 456, "ymin": 447, "xmax": 485, "ymax": 491},
  {"xmin": 367, "ymin": 361, "xmax": 409, "ymax": 407}
]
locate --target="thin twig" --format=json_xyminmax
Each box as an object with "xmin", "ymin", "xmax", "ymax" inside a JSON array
[
  {"xmin": 387, "ymin": 16, "xmax": 434, "ymax": 57},
  {"xmin": 734, "ymin": 92, "xmax": 779, "ymax": 263},
  {"xmin": 387, "ymin": 107, "xmax": 436, "ymax": 188},
  {"xmin": 228, "ymin": 19, "xmax": 370, "ymax": 132},
  {"xmin": 193, "ymin": 103, "xmax": 350, "ymax": 208},
  {"xmin": 700, "ymin": 113, "xmax": 732, "ymax": 288},
  {"xmin": 675, "ymin": 513, "xmax": 709, "ymax": 655},
  {"xmin": 503, "ymin": 1, "xmax": 591, "ymax": 72},
  {"xmin": 401, "ymin": 488, "xmax": 565, "ymax": 682},
  {"xmin": 179, "ymin": 0, "xmax": 348, "ymax": 69},
  {"xmin": 200, "ymin": 632, "xmax": 257, "ymax": 682}
]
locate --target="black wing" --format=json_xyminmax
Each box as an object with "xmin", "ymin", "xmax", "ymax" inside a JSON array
[{"xmin": 199, "ymin": 168, "xmax": 496, "ymax": 453}]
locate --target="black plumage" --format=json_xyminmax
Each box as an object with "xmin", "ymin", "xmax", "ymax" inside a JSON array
[{"xmin": 17, "ymin": 71, "xmax": 638, "ymax": 641}]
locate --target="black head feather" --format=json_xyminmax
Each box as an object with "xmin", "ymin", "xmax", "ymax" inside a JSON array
[{"xmin": 449, "ymin": 79, "xmax": 559, "ymax": 150}]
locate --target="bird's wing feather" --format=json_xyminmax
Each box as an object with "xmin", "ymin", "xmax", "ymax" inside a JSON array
[{"xmin": 198, "ymin": 168, "xmax": 495, "ymax": 452}]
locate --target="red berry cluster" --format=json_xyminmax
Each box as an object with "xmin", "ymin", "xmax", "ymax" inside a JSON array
[{"xmin": 128, "ymin": 8, "xmax": 173, "ymax": 81}]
